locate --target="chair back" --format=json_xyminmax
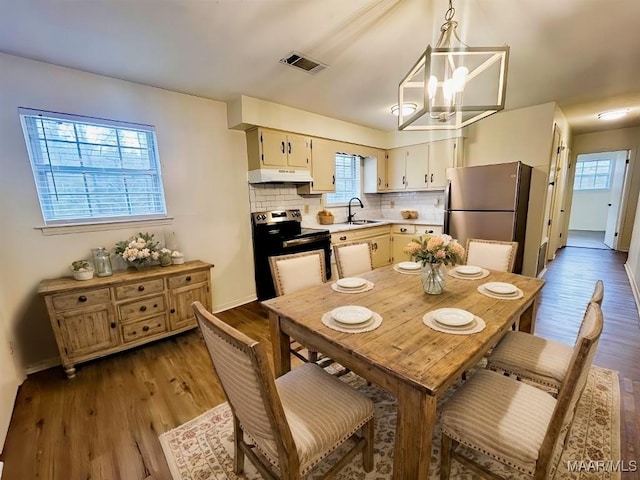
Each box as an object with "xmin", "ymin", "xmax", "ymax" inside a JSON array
[
  {"xmin": 575, "ymin": 280, "xmax": 604, "ymax": 344},
  {"xmin": 464, "ymin": 238, "xmax": 518, "ymax": 272},
  {"xmin": 268, "ymin": 249, "xmax": 327, "ymax": 296},
  {"xmin": 333, "ymin": 241, "xmax": 374, "ymax": 278},
  {"xmin": 192, "ymin": 301, "xmax": 296, "ymax": 467},
  {"xmin": 538, "ymin": 301, "xmax": 604, "ymax": 477}
]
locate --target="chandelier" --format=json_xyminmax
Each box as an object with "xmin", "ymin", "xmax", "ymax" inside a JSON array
[{"xmin": 397, "ymin": 0, "xmax": 509, "ymax": 131}]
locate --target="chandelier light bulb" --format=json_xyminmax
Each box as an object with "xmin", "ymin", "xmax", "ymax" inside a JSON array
[
  {"xmin": 442, "ymin": 78, "xmax": 455, "ymax": 103},
  {"xmin": 428, "ymin": 75, "xmax": 438, "ymax": 99},
  {"xmin": 452, "ymin": 66, "xmax": 469, "ymax": 92}
]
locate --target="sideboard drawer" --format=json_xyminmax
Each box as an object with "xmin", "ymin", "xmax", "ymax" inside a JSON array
[
  {"xmin": 52, "ymin": 288, "xmax": 111, "ymax": 311},
  {"xmin": 118, "ymin": 295, "xmax": 166, "ymax": 322},
  {"xmin": 115, "ymin": 278, "xmax": 164, "ymax": 301},
  {"xmin": 168, "ymin": 270, "xmax": 209, "ymax": 289},
  {"xmin": 121, "ymin": 315, "xmax": 167, "ymax": 343}
]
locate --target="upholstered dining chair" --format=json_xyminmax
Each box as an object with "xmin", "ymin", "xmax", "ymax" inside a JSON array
[
  {"xmin": 192, "ymin": 301, "xmax": 375, "ymax": 480},
  {"xmin": 440, "ymin": 301, "xmax": 603, "ymax": 480},
  {"xmin": 268, "ymin": 249, "xmax": 327, "ymax": 365},
  {"xmin": 486, "ymin": 280, "xmax": 604, "ymax": 396},
  {"xmin": 333, "ymin": 241, "xmax": 374, "ymax": 278},
  {"xmin": 464, "ymin": 238, "xmax": 518, "ymax": 273}
]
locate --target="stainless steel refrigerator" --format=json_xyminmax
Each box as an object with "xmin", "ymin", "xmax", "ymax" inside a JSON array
[{"xmin": 444, "ymin": 161, "xmax": 532, "ymax": 273}]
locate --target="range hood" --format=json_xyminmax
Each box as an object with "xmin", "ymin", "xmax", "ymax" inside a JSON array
[{"xmin": 248, "ymin": 168, "xmax": 313, "ymax": 184}]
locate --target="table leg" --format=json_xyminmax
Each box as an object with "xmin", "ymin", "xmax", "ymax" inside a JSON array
[
  {"xmin": 269, "ymin": 312, "xmax": 291, "ymax": 377},
  {"xmin": 393, "ymin": 383, "xmax": 437, "ymax": 480},
  {"xmin": 518, "ymin": 296, "xmax": 539, "ymax": 334}
]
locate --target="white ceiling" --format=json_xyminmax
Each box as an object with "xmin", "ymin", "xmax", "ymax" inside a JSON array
[{"xmin": 2, "ymin": 0, "xmax": 640, "ymax": 135}]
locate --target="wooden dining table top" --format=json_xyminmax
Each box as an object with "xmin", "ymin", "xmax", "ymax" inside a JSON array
[{"xmin": 262, "ymin": 264, "xmax": 546, "ymax": 397}]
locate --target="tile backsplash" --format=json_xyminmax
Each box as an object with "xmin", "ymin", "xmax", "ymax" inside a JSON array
[{"xmin": 248, "ymin": 183, "xmax": 445, "ymax": 226}]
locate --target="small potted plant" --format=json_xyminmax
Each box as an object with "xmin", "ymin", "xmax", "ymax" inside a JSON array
[
  {"xmin": 171, "ymin": 250, "xmax": 184, "ymax": 265},
  {"xmin": 70, "ymin": 260, "xmax": 94, "ymax": 281}
]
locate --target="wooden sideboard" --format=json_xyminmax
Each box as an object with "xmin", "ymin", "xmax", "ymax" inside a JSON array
[{"xmin": 38, "ymin": 260, "xmax": 213, "ymax": 378}]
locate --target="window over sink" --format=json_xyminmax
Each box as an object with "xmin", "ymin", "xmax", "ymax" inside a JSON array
[{"xmin": 325, "ymin": 154, "xmax": 361, "ymax": 206}]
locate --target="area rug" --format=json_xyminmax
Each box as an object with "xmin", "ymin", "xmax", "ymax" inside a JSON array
[{"xmin": 159, "ymin": 366, "xmax": 620, "ymax": 480}]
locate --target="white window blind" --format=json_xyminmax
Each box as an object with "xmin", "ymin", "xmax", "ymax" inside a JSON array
[
  {"xmin": 19, "ymin": 108, "xmax": 167, "ymax": 225},
  {"xmin": 574, "ymin": 158, "xmax": 611, "ymax": 191},
  {"xmin": 326, "ymin": 154, "xmax": 361, "ymax": 205}
]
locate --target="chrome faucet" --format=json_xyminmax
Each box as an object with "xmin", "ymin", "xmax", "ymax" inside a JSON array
[{"xmin": 347, "ymin": 197, "xmax": 364, "ymax": 223}]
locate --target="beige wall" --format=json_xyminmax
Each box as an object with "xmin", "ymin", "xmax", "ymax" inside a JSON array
[
  {"xmin": 461, "ymin": 102, "xmax": 559, "ymax": 276},
  {"xmin": 0, "ymin": 53, "xmax": 255, "ymax": 372},
  {"xmin": 0, "ymin": 281, "xmax": 21, "ymax": 450},
  {"xmin": 570, "ymin": 127, "xmax": 640, "ymax": 252}
]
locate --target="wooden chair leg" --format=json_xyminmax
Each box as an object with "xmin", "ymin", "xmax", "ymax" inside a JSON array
[
  {"xmin": 308, "ymin": 350, "xmax": 319, "ymax": 363},
  {"xmin": 233, "ymin": 416, "xmax": 244, "ymax": 474},
  {"xmin": 440, "ymin": 433, "xmax": 453, "ymax": 480},
  {"xmin": 362, "ymin": 418, "xmax": 374, "ymax": 472}
]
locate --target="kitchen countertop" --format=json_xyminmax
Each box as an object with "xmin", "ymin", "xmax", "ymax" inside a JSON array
[{"xmin": 304, "ymin": 219, "xmax": 443, "ymax": 233}]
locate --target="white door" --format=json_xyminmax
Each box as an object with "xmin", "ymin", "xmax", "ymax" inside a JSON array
[{"xmin": 604, "ymin": 151, "xmax": 630, "ymax": 248}]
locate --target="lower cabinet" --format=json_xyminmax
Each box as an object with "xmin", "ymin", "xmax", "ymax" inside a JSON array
[
  {"xmin": 369, "ymin": 234, "xmax": 391, "ymax": 268},
  {"xmin": 39, "ymin": 260, "xmax": 213, "ymax": 379}
]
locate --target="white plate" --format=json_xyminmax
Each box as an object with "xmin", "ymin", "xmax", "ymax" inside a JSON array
[
  {"xmin": 336, "ymin": 277, "xmax": 367, "ymax": 289},
  {"xmin": 331, "ymin": 306, "xmax": 373, "ymax": 325},
  {"xmin": 455, "ymin": 265, "xmax": 482, "ymax": 276},
  {"xmin": 398, "ymin": 261, "xmax": 421, "ymax": 271},
  {"xmin": 433, "ymin": 308, "xmax": 475, "ymax": 327},
  {"xmin": 331, "ymin": 316, "xmax": 375, "ymax": 329},
  {"xmin": 484, "ymin": 282, "xmax": 518, "ymax": 295}
]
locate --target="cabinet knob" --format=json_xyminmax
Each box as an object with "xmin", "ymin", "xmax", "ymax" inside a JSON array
[
  {"xmin": 400, "ymin": 228, "xmax": 407, "ymax": 233},
  {"xmin": 430, "ymin": 173, "xmax": 434, "ymax": 183},
  {"xmin": 339, "ymin": 236, "xmax": 347, "ymax": 241},
  {"xmin": 288, "ymin": 142, "xmax": 292, "ymax": 155},
  {"xmin": 110, "ymin": 322, "xmax": 116, "ymax": 329},
  {"xmin": 281, "ymin": 141, "xmax": 285, "ymax": 154},
  {"xmin": 138, "ymin": 285, "xmax": 145, "ymax": 291},
  {"xmin": 425, "ymin": 174, "xmax": 428, "ymax": 184},
  {"xmin": 170, "ymin": 308, "xmax": 176, "ymax": 314},
  {"xmin": 140, "ymin": 306, "xmax": 147, "ymax": 312},
  {"xmin": 378, "ymin": 177, "xmax": 381, "ymax": 186},
  {"xmin": 426, "ymin": 229, "xmax": 434, "ymax": 234},
  {"xmin": 153, "ymin": 304, "xmax": 158, "ymax": 308},
  {"xmin": 185, "ymin": 276, "xmax": 191, "ymax": 282},
  {"xmin": 78, "ymin": 295, "xmax": 87, "ymax": 302},
  {"xmin": 142, "ymin": 325, "xmax": 150, "ymax": 332}
]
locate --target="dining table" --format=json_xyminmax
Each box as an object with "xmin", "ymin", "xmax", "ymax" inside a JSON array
[{"xmin": 262, "ymin": 263, "xmax": 545, "ymax": 480}]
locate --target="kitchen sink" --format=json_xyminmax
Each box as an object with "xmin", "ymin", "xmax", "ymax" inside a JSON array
[{"xmin": 350, "ymin": 219, "xmax": 381, "ymax": 225}]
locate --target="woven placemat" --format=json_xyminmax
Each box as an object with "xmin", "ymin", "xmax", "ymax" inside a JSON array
[
  {"xmin": 448, "ymin": 267, "xmax": 490, "ymax": 280},
  {"xmin": 321, "ymin": 311, "xmax": 383, "ymax": 333},
  {"xmin": 330, "ymin": 280, "xmax": 374, "ymax": 294},
  {"xmin": 423, "ymin": 311, "xmax": 486, "ymax": 335},
  {"xmin": 477, "ymin": 284, "xmax": 524, "ymax": 300}
]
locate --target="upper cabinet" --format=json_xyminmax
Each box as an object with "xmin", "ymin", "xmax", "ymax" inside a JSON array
[
  {"xmin": 362, "ymin": 148, "xmax": 387, "ymax": 193},
  {"xmin": 247, "ymin": 128, "xmax": 311, "ymax": 170},
  {"xmin": 382, "ymin": 138, "xmax": 462, "ymax": 192},
  {"xmin": 297, "ymin": 137, "xmax": 338, "ymax": 194}
]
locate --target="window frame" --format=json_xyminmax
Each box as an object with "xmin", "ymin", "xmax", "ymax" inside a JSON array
[
  {"xmin": 573, "ymin": 158, "xmax": 612, "ymax": 191},
  {"xmin": 325, "ymin": 154, "xmax": 362, "ymax": 206},
  {"xmin": 19, "ymin": 108, "xmax": 169, "ymax": 230}
]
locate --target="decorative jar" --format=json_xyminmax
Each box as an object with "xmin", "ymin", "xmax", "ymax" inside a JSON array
[
  {"xmin": 421, "ymin": 262, "xmax": 446, "ymax": 295},
  {"xmin": 94, "ymin": 247, "xmax": 113, "ymax": 277}
]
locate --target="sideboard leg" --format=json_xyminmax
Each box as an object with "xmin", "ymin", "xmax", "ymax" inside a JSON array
[{"xmin": 64, "ymin": 365, "xmax": 76, "ymax": 379}]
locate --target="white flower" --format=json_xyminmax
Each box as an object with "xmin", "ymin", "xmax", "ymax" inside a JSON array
[
  {"xmin": 171, "ymin": 250, "xmax": 183, "ymax": 258},
  {"xmin": 151, "ymin": 251, "xmax": 160, "ymax": 260}
]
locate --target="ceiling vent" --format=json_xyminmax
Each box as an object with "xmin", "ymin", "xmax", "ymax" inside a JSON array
[{"xmin": 279, "ymin": 52, "xmax": 328, "ymax": 75}]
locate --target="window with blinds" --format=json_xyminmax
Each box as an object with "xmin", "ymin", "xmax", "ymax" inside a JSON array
[
  {"xmin": 19, "ymin": 108, "xmax": 167, "ymax": 225},
  {"xmin": 326, "ymin": 154, "xmax": 361, "ymax": 205},
  {"xmin": 574, "ymin": 158, "xmax": 611, "ymax": 191}
]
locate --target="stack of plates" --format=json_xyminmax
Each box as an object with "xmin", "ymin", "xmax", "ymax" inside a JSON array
[
  {"xmin": 330, "ymin": 306, "xmax": 375, "ymax": 329},
  {"xmin": 432, "ymin": 308, "xmax": 476, "ymax": 328},
  {"xmin": 397, "ymin": 261, "xmax": 422, "ymax": 272},
  {"xmin": 483, "ymin": 282, "xmax": 519, "ymax": 298},
  {"xmin": 452, "ymin": 265, "xmax": 483, "ymax": 278},
  {"xmin": 335, "ymin": 277, "xmax": 368, "ymax": 292}
]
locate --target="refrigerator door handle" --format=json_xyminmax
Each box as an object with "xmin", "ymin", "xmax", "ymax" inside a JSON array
[{"xmin": 444, "ymin": 179, "xmax": 451, "ymax": 234}]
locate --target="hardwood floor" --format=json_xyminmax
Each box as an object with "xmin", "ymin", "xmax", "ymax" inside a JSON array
[{"xmin": 1, "ymin": 246, "xmax": 639, "ymax": 479}]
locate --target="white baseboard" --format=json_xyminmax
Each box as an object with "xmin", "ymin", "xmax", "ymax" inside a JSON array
[
  {"xmin": 624, "ymin": 262, "xmax": 640, "ymax": 319},
  {"xmin": 213, "ymin": 294, "xmax": 258, "ymax": 313}
]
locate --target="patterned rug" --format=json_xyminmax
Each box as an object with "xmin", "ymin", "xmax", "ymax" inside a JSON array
[{"xmin": 159, "ymin": 366, "xmax": 620, "ymax": 480}]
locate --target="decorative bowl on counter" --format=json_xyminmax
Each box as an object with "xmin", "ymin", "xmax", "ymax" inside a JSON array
[
  {"xmin": 401, "ymin": 210, "xmax": 419, "ymax": 219},
  {"xmin": 317, "ymin": 209, "xmax": 334, "ymax": 225}
]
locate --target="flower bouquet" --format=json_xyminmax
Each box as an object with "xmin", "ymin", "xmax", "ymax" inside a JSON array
[
  {"xmin": 404, "ymin": 234, "xmax": 465, "ymax": 294},
  {"xmin": 115, "ymin": 232, "xmax": 161, "ymax": 270}
]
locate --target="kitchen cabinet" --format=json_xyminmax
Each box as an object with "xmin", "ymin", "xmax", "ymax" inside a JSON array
[
  {"xmin": 297, "ymin": 137, "xmax": 337, "ymax": 194},
  {"xmin": 391, "ymin": 224, "xmax": 443, "ymax": 262},
  {"xmin": 247, "ymin": 127, "xmax": 311, "ymax": 170},
  {"xmin": 384, "ymin": 138, "xmax": 462, "ymax": 192},
  {"xmin": 363, "ymin": 149, "xmax": 387, "ymax": 193},
  {"xmin": 369, "ymin": 233, "xmax": 391, "ymax": 268},
  {"xmin": 39, "ymin": 260, "xmax": 213, "ymax": 379}
]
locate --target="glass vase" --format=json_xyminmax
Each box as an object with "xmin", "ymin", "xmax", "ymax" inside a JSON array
[{"xmin": 422, "ymin": 262, "xmax": 446, "ymax": 295}]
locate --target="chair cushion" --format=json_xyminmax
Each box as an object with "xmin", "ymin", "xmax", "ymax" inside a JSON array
[
  {"xmin": 487, "ymin": 331, "xmax": 573, "ymax": 390},
  {"xmin": 276, "ymin": 254, "xmax": 324, "ymax": 295},
  {"xmin": 337, "ymin": 243, "xmax": 372, "ymax": 278},
  {"xmin": 255, "ymin": 363, "xmax": 374, "ymax": 475},
  {"xmin": 441, "ymin": 369, "xmax": 557, "ymax": 475}
]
